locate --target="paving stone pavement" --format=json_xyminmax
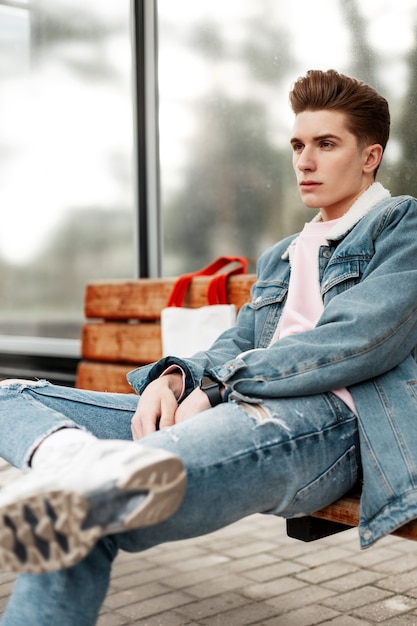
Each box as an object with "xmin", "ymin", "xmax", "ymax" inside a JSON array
[{"xmin": 1, "ymin": 460, "xmax": 417, "ymax": 625}]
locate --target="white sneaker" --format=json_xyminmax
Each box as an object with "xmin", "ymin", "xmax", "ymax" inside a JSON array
[{"xmin": 0, "ymin": 440, "xmax": 186, "ymax": 573}]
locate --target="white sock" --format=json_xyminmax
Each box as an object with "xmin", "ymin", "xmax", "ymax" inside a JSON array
[{"xmin": 31, "ymin": 428, "xmax": 96, "ymax": 469}]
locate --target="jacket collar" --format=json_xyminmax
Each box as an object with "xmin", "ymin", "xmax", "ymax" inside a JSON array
[{"xmin": 282, "ymin": 182, "xmax": 391, "ymax": 262}]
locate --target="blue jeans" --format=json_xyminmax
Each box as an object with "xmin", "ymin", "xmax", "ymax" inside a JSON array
[{"xmin": 0, "ymin": 380, "xmax": 360, "ymax": 625}]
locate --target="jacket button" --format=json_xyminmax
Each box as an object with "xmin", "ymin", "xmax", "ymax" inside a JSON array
[
  {"xmin": 323, "ymin": 250, "xmax": 332, "ymax": 258},
  {"xmin": 363, "ymin": 529, "xmax": 372, "ymax": 541}
]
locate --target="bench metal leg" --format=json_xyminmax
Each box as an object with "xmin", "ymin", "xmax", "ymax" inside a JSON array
[{"xmin": 286, "ymin": 516, "xmax": 352, "ymax": 542}]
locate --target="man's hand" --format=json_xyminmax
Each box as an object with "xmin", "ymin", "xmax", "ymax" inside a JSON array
[
  {"xmin": 131, "ymin": 372, "xmax": 214, "ymax": 440},
  {"xmin": 131, "ymin": 372, "xmax": 183, "ymax": 440},
  {"xmin": 174, "ymin": 387, "xmax": 211, "ymax": 423}
]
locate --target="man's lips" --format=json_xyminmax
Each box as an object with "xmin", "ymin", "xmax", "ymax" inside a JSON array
[{"xmin": 299, "ymin": 181, "xmax": 321, "ymax": 190}]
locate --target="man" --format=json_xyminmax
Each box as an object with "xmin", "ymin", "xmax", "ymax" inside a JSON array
[{"xmin": 1, "ymin": 69, "xmax": 417, "ymax": 625}]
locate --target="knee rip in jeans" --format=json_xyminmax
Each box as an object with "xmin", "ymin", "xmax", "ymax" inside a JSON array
[
  {"xmin": 238, "ymin": 401, "xmax": 292, "ymax": 432},
  {"xmin": 239, "ymin": 401, "xmax": 273, "ymax": 422}
]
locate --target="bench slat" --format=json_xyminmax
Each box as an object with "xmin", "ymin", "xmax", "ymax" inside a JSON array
[
  {"xmin": 76, "ymin": 362, "xmax": 135, "ymax": 393},
  {"xmin": 312, "ymin": 493, "xmax": 360, "ymax": 527},
  {"xmin": 84, "ymin": 275, "xmax": 256, "ymax": 320},
  {"xmin": 81, "ymin": 322, "xmax": 162, "ymax": 363},
  {"xmin": 311, "ymin": 493, "xmax": 417, "ymax": 541}
]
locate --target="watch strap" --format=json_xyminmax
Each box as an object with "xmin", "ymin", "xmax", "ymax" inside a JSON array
[{"xmin": 199, "ymin": 376, "xmax": 223, "ymax": 407}]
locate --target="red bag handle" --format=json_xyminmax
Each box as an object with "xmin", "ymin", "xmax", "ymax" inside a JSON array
[{"xmin": 166, "ymin": 256, "xmax": 247, "ymax": 307}]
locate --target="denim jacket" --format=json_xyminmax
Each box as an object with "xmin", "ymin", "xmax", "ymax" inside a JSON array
[{"xmin": 128, "ymin": 184, "xmax": 417, "ymax": 547}]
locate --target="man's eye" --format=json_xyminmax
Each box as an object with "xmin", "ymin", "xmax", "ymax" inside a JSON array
[
  {"xmin": 292, "ymin": 143, "xmax": 303, "ymax": 152},
  {"xmin": 321, "ymin": 141, "xmax": 334, "ymax": 149}
]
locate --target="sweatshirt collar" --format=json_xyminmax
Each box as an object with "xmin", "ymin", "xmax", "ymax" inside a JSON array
[{"xmin": 282, "ymin": 182, "xmax": 391, "ymax": 262}]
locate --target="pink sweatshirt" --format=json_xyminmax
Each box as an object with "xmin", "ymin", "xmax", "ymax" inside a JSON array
[{"xmin": 273, "ymin": 218, "xmax": 356, "ymax": 414}]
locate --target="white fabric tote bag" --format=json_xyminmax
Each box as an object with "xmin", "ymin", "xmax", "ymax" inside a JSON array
[{"xmin": 161, "ymin": 256, "xmax": 247, "ymax": 358}]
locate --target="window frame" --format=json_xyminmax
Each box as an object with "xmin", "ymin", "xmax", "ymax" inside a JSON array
[{"xmin": 132, "ymin": 0, "xmax": 161, "ymax": 279}]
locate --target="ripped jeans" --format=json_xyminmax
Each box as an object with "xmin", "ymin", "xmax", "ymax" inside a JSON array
[{"xmin": 0, "ymin": 380, "xmax": 360, "ymax": 626}]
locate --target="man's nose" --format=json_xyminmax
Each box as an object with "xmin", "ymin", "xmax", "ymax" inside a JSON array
[{"xmin": 297, "ymin": 147, "xmax": 315, "ymax": 171}]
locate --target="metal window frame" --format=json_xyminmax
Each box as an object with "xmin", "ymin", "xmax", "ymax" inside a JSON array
[{"xmin": 132, "ymin": 0, "xmax": 161, "ymax": 278}]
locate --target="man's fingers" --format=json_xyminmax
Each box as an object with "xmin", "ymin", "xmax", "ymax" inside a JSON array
[
  {"xmin": 131, "ymin": 387, "xmax": 179, "ymax": 439},
  {"xmin": 131, "ymin": 418, "xmax": 143, "ymax": 440}
]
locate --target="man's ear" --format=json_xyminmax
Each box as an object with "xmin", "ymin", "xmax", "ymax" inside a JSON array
[{"xmin": 363, "ymin": 144, "xmax": 383, "ymax": 174}]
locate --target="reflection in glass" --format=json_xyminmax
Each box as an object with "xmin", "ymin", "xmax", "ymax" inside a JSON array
[{"xmin": 0, "ymin": 1, "xmax": 134, "ymax": 339}]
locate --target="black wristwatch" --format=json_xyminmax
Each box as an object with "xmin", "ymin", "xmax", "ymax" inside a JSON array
[{"xmin": 199, "ymin": 375, "xmax": 223, "ymax": 407}]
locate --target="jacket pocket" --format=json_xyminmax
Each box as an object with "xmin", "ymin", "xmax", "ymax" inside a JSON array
[
  {"xmin": 249, "ymin": 281, "xmax": 288, "ymax": 310},
  {"xmin": 282, "ymin": 445, "xmax": 359, "ymax": 518},
  {"xmin": 321, "ymin": 259, "xmax": 361, "ymax": 296}
]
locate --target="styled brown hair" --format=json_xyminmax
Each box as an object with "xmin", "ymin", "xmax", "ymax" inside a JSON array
[{"xmin": 289, "ymin": 69, "xmax": 390, "ymax": 155}]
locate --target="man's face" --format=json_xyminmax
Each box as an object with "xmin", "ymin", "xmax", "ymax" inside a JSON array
[{"xmin": 291, "ymin": 109, "xmax": 375, "ymax": 221}]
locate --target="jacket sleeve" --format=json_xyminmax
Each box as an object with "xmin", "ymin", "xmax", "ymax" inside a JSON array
[{"xmin": 213, "ymin": 197, "xmax": 417, "ymax": 401}]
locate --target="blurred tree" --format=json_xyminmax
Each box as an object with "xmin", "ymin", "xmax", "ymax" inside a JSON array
[
  {"xmin": 0, "ymin": 1, "xmax": 133, "ymax": 340},
  {"xmin": 0, "ymin": 208, "xmax": 133, "ymax": 337},
  {"xmin": 388, "ymin": 31, "xmax": 417, "ymax": 198},
  {"xmin": 161, "ymin": 6, "xmax": 300, "ymax": 273},
  {"xmin": 340, "ymin": 0, "xmax": 380, "ymax": 90},
  {"xmin": 164, "ymin": 97, "xmax": 290, "ymax": 272},
  {"xmin": 30, "ymin": 0, "xmax": 125, "ymax": 81}
]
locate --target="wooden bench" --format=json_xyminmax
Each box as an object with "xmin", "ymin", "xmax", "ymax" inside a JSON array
[{"xmin": 75, "ymin": 274, "xmax": 417, "ymax": 542}]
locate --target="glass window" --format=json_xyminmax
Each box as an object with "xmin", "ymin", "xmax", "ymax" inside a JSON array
[
  {"xmin": 0, "ymin": 1, "xmax": 134, "ymax": 342},
  {"xmin": 2, "ymin": 0, "xmax": 416, "ymax": 353},
  {"xmin": 157, "ymin": 0, "xmax": 417, "ymax": 275}
]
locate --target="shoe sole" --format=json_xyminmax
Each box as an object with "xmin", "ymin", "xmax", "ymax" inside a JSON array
[{"xmin": 0, "ymin": 454, "xmax": 186, "ymax": 574}]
